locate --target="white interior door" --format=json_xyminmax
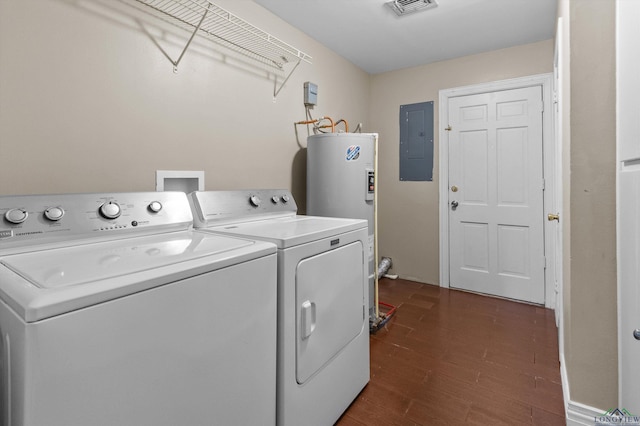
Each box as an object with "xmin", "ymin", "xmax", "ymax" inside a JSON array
[
  {"xmin": 617, "ymin": 0, "xmax": 640, "ymax": 412},
  {"xmin": 546, "ymin": 17, "xmax": 564, "ymax": 326},
  {"xmin": 448, "ymin": 86, "xmax": 545, "ymax": 304},
  {"xmin": 618, "ymin": 169, "xmax": 640, "ymax": 412},
  {"xmin": 553, "ymin": 16, "xmax": 565, "ymax": 339}
]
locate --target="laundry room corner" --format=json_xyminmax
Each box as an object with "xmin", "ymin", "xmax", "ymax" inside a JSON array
[{"xmin": 369, "ymin": 40, "xmax": 554, "ymax": 285}]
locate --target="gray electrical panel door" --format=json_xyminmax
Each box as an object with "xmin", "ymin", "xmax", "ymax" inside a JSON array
[{"xmin": 399, "ymin": 101, "xmax": 434, "ymax": 181}]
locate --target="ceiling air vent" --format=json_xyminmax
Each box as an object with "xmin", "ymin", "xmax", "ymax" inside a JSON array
[{"xmin": 385, "ymin": 0, "xmax": 438, "ymax": 16}]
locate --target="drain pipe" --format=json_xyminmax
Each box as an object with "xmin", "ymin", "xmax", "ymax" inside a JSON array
[
  {"xmin": 371, "ymin": 134, "xmax": 398, "ymax": 333},
  {"xmin": 373, "ymin": 133, "xmax": 380, "ymax": 320}
]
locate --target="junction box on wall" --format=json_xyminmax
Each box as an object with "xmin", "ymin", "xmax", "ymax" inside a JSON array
[{"xmin": 304, "ymin": 82, "xmax": 318, "ymax": 107}]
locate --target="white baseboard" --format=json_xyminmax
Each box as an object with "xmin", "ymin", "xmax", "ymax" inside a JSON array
[
  {"xmin": 567, "ymin": 400, "xmax": 605, "ymax": 426},
  {"xmin": 560, "ymin": 353, "xmax": 606, "ymax": 425},
  {"xmin": 560, "ymin": 353, "xmax": 570, "ymax": 411}
]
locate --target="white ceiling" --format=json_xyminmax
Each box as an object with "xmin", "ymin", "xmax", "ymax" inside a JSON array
[{"xmin": 253, "ymin": 0, "xmax": 558, "ymax": 74}]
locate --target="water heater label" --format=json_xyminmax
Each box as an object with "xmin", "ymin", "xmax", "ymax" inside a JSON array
[{"xmin": 346, "ymin": 145, "xmax": 361, "ymax": 161}]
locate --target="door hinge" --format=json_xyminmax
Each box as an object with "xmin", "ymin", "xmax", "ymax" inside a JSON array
[
  {"xmin": 445, "ymin": 125, "xmax": 452, "ymax": 131},
  {"xmin": 540, "ymin": 100, "xmax": 544, "ymax": 112},
  {"xmin": 542, "ymin": 178, "xmax": 546, "ymax": 190},
  {"xmin": 543, "ymin": 256, "xmax": 547, "ymax": 269}
]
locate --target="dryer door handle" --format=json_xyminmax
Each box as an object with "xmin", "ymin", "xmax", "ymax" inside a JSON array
[{"xmin": 301, "ymin": 300, "xmax": 316, "ymax": 340}]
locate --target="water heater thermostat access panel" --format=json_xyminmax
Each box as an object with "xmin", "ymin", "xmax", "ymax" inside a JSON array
[{"xmin": 366, "ymin": 169, "xmax": 374, "ymax": 201}]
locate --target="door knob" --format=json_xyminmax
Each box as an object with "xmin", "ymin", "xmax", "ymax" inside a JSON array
[
  {"xmin": 451, "ymin": 200, "xmax": 459, "ymax": 210},
  {"xmin": 634, "ymin": 329, "xmax": 640, "ymax": 340},
  {"xmin": 547, "ymin": 213, "xmax": 560, "ymax": 222}
]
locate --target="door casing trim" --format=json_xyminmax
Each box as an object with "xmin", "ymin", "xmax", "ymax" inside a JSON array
[{"xmin": 438, "ymin": 73, "xmax": 556, "ymax": 308}]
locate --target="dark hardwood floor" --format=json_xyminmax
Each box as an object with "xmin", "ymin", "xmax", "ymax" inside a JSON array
[{"xmin": 336, "ymin": 278, "xmax": 565, "ymax": 425}]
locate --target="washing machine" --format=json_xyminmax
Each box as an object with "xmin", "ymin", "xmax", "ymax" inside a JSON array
[
  {"xmin": 0, "ymin": 191, "xmax": 277, "ymax": 426},
  {"xmin": 189, "ymin": 189, "xmax": 370, "ymax": 426}
]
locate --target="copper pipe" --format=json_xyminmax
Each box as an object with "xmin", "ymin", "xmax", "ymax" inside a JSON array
[
  {"xmin": 335, "ymin": 119, "xmax": 349, "ymax": 133},
  {"xmin": 295, "ymin": 116, "xmax": 335, "ymax": 133},
  {"xmin": 295, "ymin": 119, "xmax": 318, "ymax": 125},
  {"xmin": 318, "ymin": 116, "xmax": 335, "ymax": 133}
]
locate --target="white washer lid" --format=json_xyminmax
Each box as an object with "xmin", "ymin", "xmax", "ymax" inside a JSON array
[
  {"xmin": 201, "ymin": 215, "xmax": 367, "ymax": 249},
  {"xmin": 0, "ymin": 230, "xmax": 275, "ymax": 322}
]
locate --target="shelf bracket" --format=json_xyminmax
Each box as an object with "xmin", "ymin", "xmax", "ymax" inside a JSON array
[
  {"xmin": 273, "ymin": 58, "xmax": 302, "ymax": 101},
  {"xmin": 140, "ymin": 4, "xmax": 211, "ymax": 73}
]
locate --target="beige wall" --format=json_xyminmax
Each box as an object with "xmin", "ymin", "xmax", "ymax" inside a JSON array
[
  {"xmin": 370, "ymin": 40, "xmax": 554, "ymax": 284},
  {"xmin": 563, "ymin": 0, "xmax": 618, "ymax": 409},
  {"xmin": 0, "ymin": 0, "xmax": 370, "ymax": 206}
]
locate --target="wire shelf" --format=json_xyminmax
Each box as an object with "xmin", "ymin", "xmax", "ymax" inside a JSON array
[
  {"xmin": 134, "ymin": 0, "xmax": 312, "ymax": 70},
  {"xmin": 132, "ymin": 0, "xmax": 311, "ymax": 98}
]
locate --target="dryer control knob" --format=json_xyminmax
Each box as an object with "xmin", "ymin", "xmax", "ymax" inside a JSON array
[
  {"xmin": 249, "ymin": 195, "xmax": 261, "ymax": 207},
  {"xmin": 281, "ymin": 195, "xmax": 290, "ymax": 203},
  {"xmin": 44, "ymin": 207, "xmax": 65, "ymax": 221},
  {"xmin": 148, "ymin": 201, "xmax": 163, "ymax": 213},
  {"xmin": 4, "ymin": 208, "xmax": 28, "ymax": 224},
  {"xmin": 271, "ymin": 196, "xmax": 279, "ymax": 204},
  {"xmin": 99, "ymin": 201, "xmax": 121, "ymax": 219}
]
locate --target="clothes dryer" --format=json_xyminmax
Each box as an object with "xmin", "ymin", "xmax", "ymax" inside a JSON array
[
  {"xmin": 189, "ymin": 189, "xmax": 370, "ymax": 426},
  {"xmin": 0, "ymin": 192, "xmax": 277, "ymax": 426}
]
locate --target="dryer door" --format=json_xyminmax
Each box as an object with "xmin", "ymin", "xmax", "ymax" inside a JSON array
[{"xmin": 296, "ymin": 241, "xmax": 365, "ymax": 384}]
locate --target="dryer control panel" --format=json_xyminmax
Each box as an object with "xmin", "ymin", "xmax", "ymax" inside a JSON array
[
  {"xmin": 190, "ymin": 189, "xmax": 298, "ymax": 227},
  {"xmin": 0, "ymin": 192, "xmax": 193, "ymax": 253}
]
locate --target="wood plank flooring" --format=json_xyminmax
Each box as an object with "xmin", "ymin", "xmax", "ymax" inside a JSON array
[{"xmin": 336, "ymin": 278, "xmax": 564, "ymax": 425}]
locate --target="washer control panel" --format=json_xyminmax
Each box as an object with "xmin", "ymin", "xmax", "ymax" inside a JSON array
[
  {"xmin": 189, "ymin": 189, "xmax": 297, "ymax": 227},
  {"xmin": 0, "ymin": 192, "xmax": 192, "ymax": 251}
]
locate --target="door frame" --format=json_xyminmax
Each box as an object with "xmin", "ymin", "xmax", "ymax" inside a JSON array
[{"xmin": 438, "ymin": 73, "xmax": 557, "ymax": 308}]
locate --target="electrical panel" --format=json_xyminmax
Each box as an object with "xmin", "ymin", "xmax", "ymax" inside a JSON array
[{"xmin": 399, "ymin": 101, "xmax": 434, "ymax": 181}]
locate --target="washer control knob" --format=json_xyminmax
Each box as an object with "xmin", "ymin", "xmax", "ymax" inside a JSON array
[
  {"xmin": 44, "ymin": 206, "xmax": 65, "ymax": 221},
  {"xmin": 99, "ymin": 201, "xmax": 121, "ymax": 219},
  {"xmin": 281, "ymin": 195, "xmax": 290, "ymax": 203},
  {"xmin": 148, "ymin": 201, "xmax": 163, "ymax": 213},
  {"xmin": 4, "ymin": 208, "xmax": 28, "ymax": 224},
  {"xmin": 249, "ymin": 195, "xmax": 261, "ymax": 207},
  {"xmin": 271, "ymin": 196, "xmax": 279, "ymax": 204}
]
